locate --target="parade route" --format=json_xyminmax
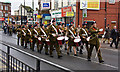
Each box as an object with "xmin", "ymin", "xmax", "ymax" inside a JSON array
[{"xmin": 0, "ymin": 31, "xmax": 119, "ymax": 71}]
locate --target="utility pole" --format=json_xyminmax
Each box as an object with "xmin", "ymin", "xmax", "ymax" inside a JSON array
[
  {"xmin": 24, "ymin": 0, "xmax": 25, "ymax": 25},
  {"xmin": 38, "ymin": 0, "xmax": 41, "ymax": 25},
  {"xmin": 105, "ymin": 0, "xmax": 107, "ymax": 28},
  {"xmin": 32, "ymin": 0, "xmax": 34, "ymax": 24},
  {"xmin": 21, "ymin": 4, "xmax": 22, "ymax": 25}
]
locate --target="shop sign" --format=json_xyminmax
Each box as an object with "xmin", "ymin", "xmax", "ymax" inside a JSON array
[
  {"xmin": 51, "ymin": 9, "xmax": 62, "ymax": 18},
  {"xmin": 66, "ymin": 12, "xmax": 74, "ymax": 17},
  {"xmin": 61, "ymin": 6, "xmax": 72, "ymax": 17},
  {"xmin": 80, "ymin": 0, "xmax": 100, "ymax": 10},
  {"xmin": 0, "ymin": 18, "xmax": 4, "ymax": 21}
]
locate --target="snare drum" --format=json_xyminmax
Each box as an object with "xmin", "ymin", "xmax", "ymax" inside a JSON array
[
  {"xmin": 74, "ymin": 38, "xmax": 81, "ymax": 46},
  {"xmin": 57, "ymin": 36, "xmax": 65, "ymax": 45},
  {"xmin": 46, "ymin": 39, "xmax": 50, "ymax": 45},
  {"xmin": 38, "ymin": 37, "xmax": 42, "ymax": 44}
]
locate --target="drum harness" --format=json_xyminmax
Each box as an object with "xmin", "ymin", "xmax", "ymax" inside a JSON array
[
  {"xmin": 58, "ymin": 28, "xmax": 63, "ymax": 35},
  {"xmin": 22, "ymin": 30, "xmax": 26, "ymax": 36},
  {"xmin": 69, "ymin": 29, "xmax": 76, "ymax": 38},
  {"xmin": 28, "ymin": 29, "xmax": 31, "ymax": 35},
  {"xmin": 81, "ymin": 28, "xmax": 88, "ymax": 37},
  {"xmin": 52, "ymin": 25, "xmax": 58, "ymax": 35},
  {"xmin": 40, "ymin": 27, "xmax": 48, "ymax": 38}
]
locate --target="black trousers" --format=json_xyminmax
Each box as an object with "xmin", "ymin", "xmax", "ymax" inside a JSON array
[{"xmin": 110, "ymin": 38, "xmax": 117, "ymax": 48}]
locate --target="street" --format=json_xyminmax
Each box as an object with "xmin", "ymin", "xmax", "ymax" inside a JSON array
[{"xmin": 0, "ymin": 31, "xmax": 119, "ymax": 71}]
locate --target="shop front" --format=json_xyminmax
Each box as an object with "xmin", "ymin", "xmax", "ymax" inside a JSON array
[
  {"xmin": 0, "ymin": 18, "xmax": 5, "ymax": 28},
  {"xmin": 61, "ymin": 6, "xmax": 75, "ymax": 26},
  {"xmin": 51, "ymin": 9, "xmax": 62, "ymax": 24},
  {"xmin": 42, "ymin": 14, "xmax": 51, "ymax": 25}
]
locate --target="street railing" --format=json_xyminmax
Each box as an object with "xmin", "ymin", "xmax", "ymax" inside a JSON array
[{"xmin": 0, "ymin": 41, "xmax": 73, "ymax": 72}]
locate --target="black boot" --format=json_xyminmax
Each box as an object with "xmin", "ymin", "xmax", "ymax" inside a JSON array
[
  {"xmin": 99, "ymin": 60, "xmax": 104, "ymax": 63},
  {"xmin": 79, "ymin": 49, "xmax": 83, "ymax": 54},
  {"xmin": 58, "ymin": 55, "xmax": 63, "ymax": 59}
]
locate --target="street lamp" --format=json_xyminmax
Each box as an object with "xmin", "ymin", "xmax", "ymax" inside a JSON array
[{"xmin": 24, "ymin": 0, "xmax": 25, "ymax": 25}]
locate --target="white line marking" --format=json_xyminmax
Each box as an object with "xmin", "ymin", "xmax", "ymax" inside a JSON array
[{"xmin": 62, "ymin": 53, "xmax": 118, "ymax": 69}]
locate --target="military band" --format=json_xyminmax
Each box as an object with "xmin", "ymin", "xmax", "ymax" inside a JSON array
[{"xmin": 14, "ymin": 20, "xmax": 105, "ymax": 63}]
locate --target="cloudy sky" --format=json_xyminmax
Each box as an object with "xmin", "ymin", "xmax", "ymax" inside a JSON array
[{"xmin": 0, "ymin": 0, "xmax": 39, "ymax": 15}]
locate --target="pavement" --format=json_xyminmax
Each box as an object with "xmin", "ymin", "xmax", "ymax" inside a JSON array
[{"xmin": 0, "ymin": 31, "xmax": 119, "ymax": 71}]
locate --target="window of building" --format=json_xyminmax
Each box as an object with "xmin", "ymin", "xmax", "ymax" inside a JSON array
[
  {"xmin": 0, "ymin": 11, "xmax": 2, "ymax": 16},
  {"xmin": 2, "ymin": 13, "xmax": 4, "ymax": 16},
  {"xmin": 5, "ymin": 6, "xmax": 8, "ymax": 10},
  {"xmin": 54, "ymin": 0, "xmax": 58, "ymax": 9},
  {"xmin": 1, "ymin": 5, "xmax": 3, "ymax": 10},
  {"xmin": 109, "ymin": 0, "xmax": 115, "ymax": 4},
  {"xmin": 5, "ymin": 13, "xmax": 8, "ymax": 17}
]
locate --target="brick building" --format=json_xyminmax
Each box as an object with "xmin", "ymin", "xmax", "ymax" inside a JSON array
[
  {"xmin": 76, "ymin": 0, "xmax": 120, "ymax": 31},
  {"xmin": 0, "ymin": 2, "xmax": 11, "ymax": 27}
]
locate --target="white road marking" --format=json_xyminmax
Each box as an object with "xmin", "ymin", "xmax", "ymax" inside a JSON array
[{"xmin": 62, "ymin": 53, "xmax": 118, "ymax": 69}]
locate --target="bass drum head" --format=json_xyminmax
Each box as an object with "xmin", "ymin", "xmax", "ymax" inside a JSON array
[
  {"xmin": 65, "ymin": 36, "xmax": 69, "ymax": 41},
  {"xmin": 74, "ymin": 38, "xmax": 81, "ymax": 43},
  {"xmin": 57, "ymin": 36, "xmax": 65, "ymax": 40}
]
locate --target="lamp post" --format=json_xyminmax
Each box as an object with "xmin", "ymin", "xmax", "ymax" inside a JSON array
[
  {"xmin": 32, "ymin": 0, "xmax": 34, "ymax": 24},
  {"xmin": 24, "ymin": 0, "xmax": 25, "ymax": 25},
  {"xmin": 105, "ymin": 0, "xmax": 107, "ymax": 28}
]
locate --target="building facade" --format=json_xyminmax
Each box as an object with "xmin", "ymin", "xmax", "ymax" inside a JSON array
[
  {"xmin": 76, "ymin": 0, "xmax": 120, "ymax": 31},
  {"xmin": 0, "ymin": 2, "xmax": 11, "ymax": 27},
  {"xmin": 38, "ymin": 0, "xmax": 76, "ymax": 26}
]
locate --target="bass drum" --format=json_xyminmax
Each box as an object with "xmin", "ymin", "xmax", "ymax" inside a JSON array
[
  {"xmin": 57, "ymin": 36, "xmax": 65, "ymax": 45},
  {"xmin": 74, "ymin": 38, "xmax": 81, "ymax": 47}
]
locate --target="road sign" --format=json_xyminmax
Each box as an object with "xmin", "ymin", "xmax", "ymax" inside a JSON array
[{"xmin": 83, "ymin": 9, "xmax": 87, "ymax": 18}]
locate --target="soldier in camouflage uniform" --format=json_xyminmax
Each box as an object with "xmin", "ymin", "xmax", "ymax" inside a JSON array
[{"xmin": 88, "ymin": 22, "xmax": 104, "ymax": 63}]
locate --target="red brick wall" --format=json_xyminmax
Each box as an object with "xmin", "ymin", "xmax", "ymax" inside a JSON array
[
  {"xmin": 118, "ymin": 1, "xmax": 120, "ymax": 30},
  {"xmin": 76, "ymin": 1, "xmax": 119, "ymax": 31}
]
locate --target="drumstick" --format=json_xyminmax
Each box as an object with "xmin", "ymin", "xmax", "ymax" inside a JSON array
[{"xmin": 95, "ymin": 43, "xmax": 101, "ymax": 59}]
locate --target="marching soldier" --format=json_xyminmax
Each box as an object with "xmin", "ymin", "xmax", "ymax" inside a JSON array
[
  {"xmin": 62, "ymin": 23, "xmax": 68, "ymax": 50},
  {"xmin": 24, "ymin": 25, "xmax": 32, "ymax": 48},
  {"xmin": 39, "ymin": 24, "xmax": 49, "ymax": 55},
  {"xmin": 79, "ymin": 23, "xmax": 89, "ymax": 54},
  {"xmin": 16, "ymin": 25, "xmax": 21, "ymax": 45},
  {"xmin": 48, "ymin": 20, "xmax": 62, "ymax": 58},
  {"xmin": 8, "ymin": 24, "xmax": 13, "ymax": 36},
  {"xmin": 67, "ymin": 25, "xmax": 78, "ymax": 56},
  {"xmin": 20, "ymin": 25, "xmax": 26, "ymax": 47},
  {"xmin": 88, "ymin": 22, "xmax": 104, "ymax": 63},
  {"xmin": 31, "ymin": 24, "xmax": 39, "ymax": 51}
]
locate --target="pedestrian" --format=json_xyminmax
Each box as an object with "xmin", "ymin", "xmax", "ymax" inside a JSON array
[
  {"xmin": 103, "ymin": 24, "xmax": 111, "ymax": 44},
  {"xmin": 116, "ymin": 30, "xmax": 120, "ymax": 48},
  {"xmin": 3, "ymin": 22, "xmax": 7, "ymax": 34},
  {"xmin": 110, "ymin": 26, "xmax": 118, "ymax": 49}
]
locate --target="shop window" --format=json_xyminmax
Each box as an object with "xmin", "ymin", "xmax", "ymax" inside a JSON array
[{"xmin": 109, "ymin": 0, "xmax": 115, "ymax": 4}]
